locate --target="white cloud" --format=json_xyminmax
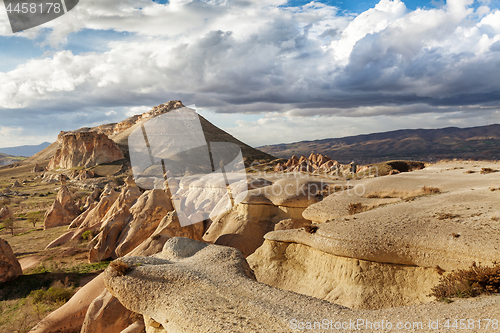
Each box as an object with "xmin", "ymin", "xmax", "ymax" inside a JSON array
[
  {"xmin": 224, "ymin": 105, "xmax": 500, "ymax": 147},
  {"xmin": 0, "ymin": 0, "xmax": 499, "ymax": 146},
  {"xmin": 0, "ymin": 126, "xmax": 55, "ymax": 147}
]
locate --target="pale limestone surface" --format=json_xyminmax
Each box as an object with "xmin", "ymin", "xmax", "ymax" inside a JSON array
[
  {"xmin": 247, "ymin": 161, "xmax": 500, "ymax": 309},
  {"xmin": 248, "ymin": 240, "xmax": 442, "ymax": 309},
  {"xmin": 104, "ymin": 238, "xmax": 500, "ymax": 333}
]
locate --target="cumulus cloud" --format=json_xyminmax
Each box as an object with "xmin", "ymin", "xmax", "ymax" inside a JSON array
[{"xmin": 0, "ymin": 0, "xmax": 499, "ymax": 147}]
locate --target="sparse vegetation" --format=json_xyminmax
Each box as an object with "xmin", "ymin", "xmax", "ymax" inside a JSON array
[
  {"xmin": 480, "ymin": 167, "xmax": 497, "ymax": 174},
  {"xmin": 109, "ymin": 260, "xmax": 131, "ymax": 276},
  {"xmin": 30, "ymin": 281, "xmax": 75, "ymax": 306},
  {"xmin": 430, "ymin": 262, "xmax": 500, "ymax": 299},
  {"xmin": 422, "ymin": 186, "xmax": 441, "ymax": 194},
  {"xmin": 3, "ymin": 218, "xmax": 16, "ymax": 235},
  {"xmin": 304, "ymin": 225, "xmax": 318, "ymax": 233},
  {"xmin": 348, "ymin": 202, "xmax": 369, "ymax": 215},
  {"xmin": 436, "ymin": 213, "xmax": 460, "ymax": 220},
  {"xmin": 365, "ymin": 186, "xmax": 441, "ymax": 201},
  {"xmin": 82, "ymin": 230, "xmax": 94, "ymax": 241},
  {"xmin": 26, "ymin": 211, "xmax": 45, "ymax": 228}
]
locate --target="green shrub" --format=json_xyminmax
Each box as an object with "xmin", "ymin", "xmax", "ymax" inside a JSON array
[
  {"xmin": 30, "ymin": 284, "xmax": 74, "ymax": 305},
  {"xmin": 82, "ymin": 230, "xmax": 94, "ymax": 241}
]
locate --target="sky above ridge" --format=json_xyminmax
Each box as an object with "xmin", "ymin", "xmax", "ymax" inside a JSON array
[{"xmin": 0, "ymin": 0, "xmax": 500, "ymax": 148}]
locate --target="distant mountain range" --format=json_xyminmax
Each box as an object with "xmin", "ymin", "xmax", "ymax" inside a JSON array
[
  {"xmin": 0, "ymin": 142, "xmax": 51, "ymax": 157},
  {"xmin": 258, "ymin": 124, "xmax": 500, "ymax": 164}
]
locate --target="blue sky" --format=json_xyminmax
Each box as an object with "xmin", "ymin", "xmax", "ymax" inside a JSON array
[{"xmin": 1, "ymin": 0, "xmax": 500, "ymax": 148}]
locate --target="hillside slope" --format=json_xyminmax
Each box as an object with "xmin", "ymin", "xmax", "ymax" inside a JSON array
[
  {"xmin": 22, "ymin": 102, "xmax": 276, "ymax": 168},
  {"xmin": 259, "ymin": 124, "xmax": 500, "ymax": 163}
]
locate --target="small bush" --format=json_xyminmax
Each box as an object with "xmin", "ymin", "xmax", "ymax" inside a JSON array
[
  {"xmin": 348, "ymin": 202, "xmax": 368, "ymax": 215},
  {"xmin": 430, "ymin": 262, "xmax": 500, "ymax": 299},
  {"xmin": 422, "ymin": 186, "xmax": 441, "ymax": 194},
  {"xmin": 26, "ymin": 211, "xmax": 45, "ymax": 228},
  {"xmin": 366, "ymin": 186, "xmax": 441, "ymax": 200},
  {"xmin": 481, "ymin": 168, "xmax": 497, "ymax": 174},
  {"xmin": 109, "ymin": 260, "xmax": 131, "ymax": 276},
  {"xmin": 82, "ymin": 230, "xmax": 94, "ymax": 241},
  {"xmin": 30, "ymin": 282, "xmax": 75, "ymax": 305},
  {"xmin": 436, "ymin": 213, "xmax": 460, "ymax": 220},
  {"xmin": 3, "ymin": 218, "xmax": 16, "ymax": 235},
  {"xmin": 304, "ymin": 225, "xmax": 318, "ymax": 234}
]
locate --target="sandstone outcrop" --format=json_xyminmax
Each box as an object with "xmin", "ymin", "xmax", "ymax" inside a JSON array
[
  {"xmin": 89, "ymin": 189, "xmax": 173, "ymax": 262},
  {"xmin": 69, "ymin": 184, "xmax": 120, "ymax": 229},
  {"xmin": 83, "ymin": 187, "xmax": 101, "ymax": 211},
  {"xmin": 103, "ymin": 237, "xmax": 500, "ymax": 332},
  {"xmin": 203, "ymin": 178, "xmax": 330, "ymax": 256},
  {"xmin": 114, "ymin": 189, "xmax": 173, "ymax": 257},
  {"xmin": 48, "ymin": 132, "xmax": 124, "ymax": 170},
  {"xmin": 247, "ymin": 162, "xmax": 500, "ymax": 309},
  {"xmin": 127, "ymin": 211, "xmax": 204, "ymax": 257},
  {"xmin": 0, "ymin": 206, "xmax": 13, "ymax": 221},
  {"xmin": 274, "ymin": 153, "xmax": 359, "ymax": 176},
  {"xmin": 80, "ymin": 289, "xmax": 143, "ymax": 333},
  {"xmin": 0, "ymin": 238, "xmax": 22, "ymax": 283},
  {"xmin": 44, "ymin": 185, "xmax": 81, "ymax": 229}
]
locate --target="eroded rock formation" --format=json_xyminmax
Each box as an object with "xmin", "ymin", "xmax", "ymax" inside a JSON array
[
  {"xmin": 44, "ymin": 185, "xmax": 81, "ymax": 229},
  {"xmin": 48, "ymin": 132, "xmax": 124, "ymax": 170},
  {"xmin": 274, "ymin": 153, "xmax": 357, "ymax": 176},
  {"xmin": 247, "ymin": 163, "xmax": 500, "ymax": 309},
  {"xmin": 203, "ymin": 178, "xmax": 330, "ymax": 256},
  {"xmin": 0, "ymin": 238, "xmax": 22, "ymax": 283},
  {"xmin": 102, "ymin": 237, "xmax": 500, "ymax": 332}
]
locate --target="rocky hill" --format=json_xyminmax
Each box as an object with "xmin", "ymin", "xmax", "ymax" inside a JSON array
[
  {"xmin": 22, "ymin": 101, "xmax": 275, "ymax": 170},
  {"xmin": 259, "ymin": 124, "xmax": 500, "ymax": 164}
]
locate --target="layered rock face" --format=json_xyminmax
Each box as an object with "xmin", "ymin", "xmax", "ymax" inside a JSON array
[
  {"xmin": 247, "ymin": 162, "xmax": 500, "ymax": 309},
  {"xmin": 89, "ymin": 189, "xmax": 173, "ymax": 262},
  {"xmin": 0, "ymin": 238, "xmax": 22, "ymax": 283},
  {"xmin": 44, "ymin": 185, "xmax": 81, "ymax": 229},
  {"xmin": 103, "ymin": 237, "xmax": 500, "ymax": 333},
  {"xmin": 48, "ymin": 132, "xmax": 124, "ymax": 170},
  {"xmin": 203, "ymin": 178, "xmax": 329, "ymax": 256}
]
